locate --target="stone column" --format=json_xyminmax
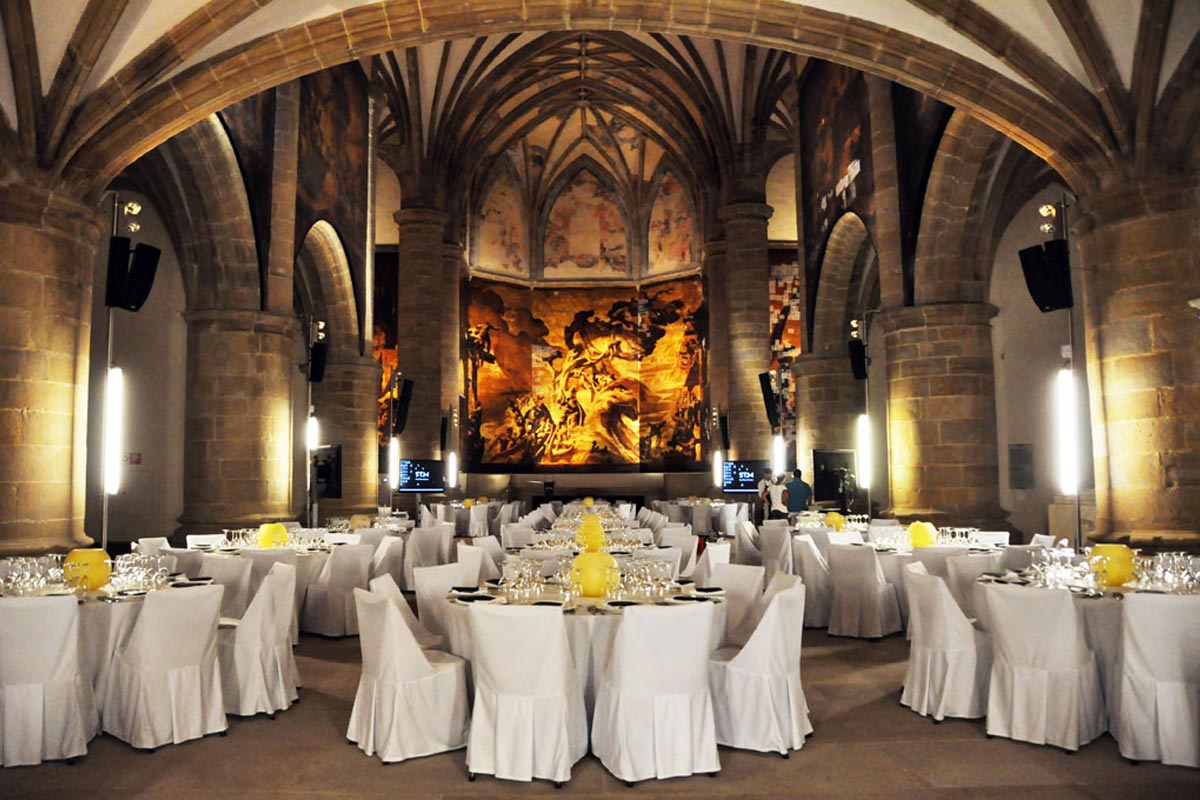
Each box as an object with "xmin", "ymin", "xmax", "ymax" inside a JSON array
[
  {"xmin": 792, "ymin": 354, "xmax": 863, "ymax": 476},
  {"xmin": 0, "ymin": 189, "xmax": 102, "ymax": 554},
  {"xmin": 1075, "ymin": 177, "xmax": 1200, "ymax": 546},
  {"xmin": 179, "ymin": 309, "xmax": 298, "ymax": 533},
  {"xmin": 704, "ymin": 240, "xmax": 729, "ymax": 417},
  {"xmin": 312, "ymin": 357, "xmax": 381, "ymax": 517},
  {"xmin": 394, "ymin": 208, "xmax": 449, "ymax": 460},
  {"xmin": 719, "ymin": 202, "xmax": 773, "ymax": 461},
  {"xmin": 441, "ymin": 243, "xmax": 464, "ymax": 421},
  {"xmin": 879, "ymin": 302, "xmax": 1006, "ymax": 526}
]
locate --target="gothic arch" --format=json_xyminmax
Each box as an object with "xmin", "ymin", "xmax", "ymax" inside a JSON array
[
  {"xmin": 295, "ymin": 221, "xmax": 361, "ymax": 362},
  {"xmin": 811, "ymin": 212, "xmax": 874, "ymax": 356}
]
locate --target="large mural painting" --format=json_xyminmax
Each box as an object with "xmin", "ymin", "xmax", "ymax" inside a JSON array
[
  {"xmin": 542, "ymin": 170, "xmax": 629, "ymax": 279},
  {"xmin": 646, "ymin": 172, "xmax": 696, "ymax": 276},
  {"xmin": 475, "ymin": 163, "xmax": 530, "ymax": 277},
  {"xmin": 463, "ymin": 277, "xmax": 706, "ymax": 471}
]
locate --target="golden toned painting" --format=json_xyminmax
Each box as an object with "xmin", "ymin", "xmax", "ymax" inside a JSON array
[{"xmin": 464, "ymin": 277, "xmax": 705, "ymax": 471}]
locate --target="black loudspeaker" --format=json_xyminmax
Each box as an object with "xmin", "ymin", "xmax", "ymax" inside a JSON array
[
  {"xmin": 307, "ymin": 340, "xmax": 329, "ymax": 383},
  {"xmin": 105, "ymin": 236, "xmax": 161, "ymax": 312},
  {"xmin": 391, "ymin": 379, "xmax": 414, "ymax": 434},
  {"xmin": 439, "ymin": 415, "xmax": 448, "ymax": 451},
  {"xmin": 848, "ymin": 339, "xmax": 868, "ymax": 380},
  {"xmin": 312, "ymin": 444, "xmax": 342, "ymax": 500},
  {"xmin": 758, "ymin": 372, "xmax": 781, "ymax": 429},
  {"xmin": 718, "ymin": 414, "xmax": 730, "ymax": 452},
  {"xmin": 1018, "ymin": 239, "xmax": 1074, "ymax": 312}
]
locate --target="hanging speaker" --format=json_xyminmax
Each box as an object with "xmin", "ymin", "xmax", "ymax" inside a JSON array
[
  {"xmin": 308, "ymin": 340, "xmax": 329, "ymax": 383},
  {"xmin": 104, "ymin": 236, "xmax": 131, "ymax": 308},
  {"xmin": 439, "ymin": 415, "xmax": 448, "ymax": 451},
  {"xmin": 1018, "ymin": 239, "xmax": 1074, "ymax": 312},
  {"xmin": 718, "ymin": 414, "xmax": 730, "ymax": 452},
  {"xmin": 848, "ymin": 339, "xmax": 868, "ymax": 380},
  {"xmin": 758, "ymin": 372, "xmax": 781, "ymax": 429},
  {"xmin": 104, "ymin": 236, "xmax": 160, "ymax": 311},
  {"xmin": 392, "ymin": 379, "xmax": 414, "ymax": 434}
]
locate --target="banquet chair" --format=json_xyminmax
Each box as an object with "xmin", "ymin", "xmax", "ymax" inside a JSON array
[
  {"xmin": 734, "ymin": 520, "xmax": 763, "ymax": 566},
  {"xmin": 632, "ymin": 527, "xmax": 655, "ymax": 545},
  {"xmin": 356, "ymin": 528, "xmax": 387, "ymax": 550},
  {"xmin": 617, "ymin": 502, "xmax": 635, "ymax": 520},
  {"xmin": 218, "ymin": 563, "xmax": 299, "ymax": 717},
  {"xmin": 646, "ymin": 511, "xmax": 668, "ymax": 537},
  {"xmin": 403, "ymin": 524, "xmax": 454, "ymax": 588},
  {"xmin": 758, "ymin": 572, "xmax": 802, "ymax": 620},
  {"xmin": 1029, "ymin": 533, "xmax": 1057, "ymax": 547},
  {"xmin": 807, "ymin": 526, "xmax": 835, "ymax": 560},
  {"xmin": 636, "ymin": 507, "xmax": 652, "ymax": 526},
  {"xmin": 983, "ymin": 583, "xmax": 1105, "ymax": 751},
  {"xmin": 349, "ymin": 589, "xmax": 469, "ymax": 763},
  {"xmin": 973, "ymin": 531, "xmax": 1011, "ymax": 547},
  {"xmin": 945, "ymin": 553, "xmax": 1003, "ymax": 620},
  {"xmin": 456, "ymin": 542, "xmax": 485, "ymax": 585},
  {"xmin": 466, "ymin": 604, "xmax": 586, "ymax": 785},
  {"xmin": 827, "ymin": 529, "xmax": 865, "ymax": 547},
  {"xmin": 592, "ymin": 604, "xmax": 720, "ymax": 783},
  {"xmin": 827, "ymin": 544, "xmax": 902, "ymax": 639},
  {"xmin": 472, "ymin": 536, "xmax": 504, "ymax": 582},
  {"xmin": 717, "ymin": 503, "xmax": 739, "ymax": 536},
  {"xmin": 537, "ymin": 503, "xmax": 558, "ymax": 522},
  {"xmin": 281, "ymin": 520, "xmax": 301, "ymax": 530},
  {"xmin": 413, "ymin": 563, "xmax": 470, "ymax": 639},
  {"xmin": 102, "ymin": 585, "xmax": 227, "ymax": 750},
  {"xmin": 710, "ymin": 563, "xmax": 766, "ymax": 647},
  {"xmin": 135, "ymin": 536, "xmax": 170, "ymax": 555},
  {"xmin": 710, "ymin": 583, "xmax": 811, "ymax": 755},
  {"xmin": 791, "ymin": 535, "xmax": 833, "ymax": 628},
  {"xmin": 467, "ymin": 504, "xmax": 490, "ymax": 538},
  {"xmin": 901, "ymin": 565, "xmax": 991, "ymax": 721},
  {"xmin": 490, "ymin": 502, "xmax": 517, "ymax": 537},
  {"xmin": 999, "ymin": 544, "xmax": 1045, "ymax": 572},
  {"xmin": 735, "ymin": 503, "xmax": 751, "ymax": 525},
  {"xmin": 369, "ymin": 575, "xmax": 446, "ymax": 650},
  {"xmin": 418, "ymin": 504, "xmax": 436, "ymax": 528},
  {"xmin": 1114, "ymin": 593, "xmax": 1200, "ymax": 767},
  {"xmin": 692, "ymin": 541, "xmax": 730, "ymax": 586},
  {"xmin": 500, "ymin": 523, "xmax": 536, "ymax": 550},
  {"xmin": 369, "ymin": 536, "xmax": 406, "ymax": 588},
  {"xmin": 642, "ymin": 546, "xmax": 683, "ymax": 580},
  {"xmin": 0, "ymin": 596, "xmax": 97, "ymax": 766},
  {"xmin": 199, "ymin": 554, "xmax": 253, "ymax": 620},
  {"xmin": 239, "ymin": 548, "xmax": 299, "ymax": 601},
  {"xmin": 759, "ymin": 524, "xmax": 794, "ymax": 585},
  {"xmin": 324, "ymin": 531, "xmax": 362, "ymax": 546},
  {"xmin": 186, "ymin": 533, "xmax": 225, "ymax": 549},
  {"xmin": 869, "ymin": 518, "xmax": 903, "ymax": 528},
  {"xmin": 162, "ymin": 546, "xmax": 205, "ymax": 579},
  {"xmin": 911, "ymin": 546, "xmax": 965, "ymax": 578},
  {"xmin": 665, "ymin": 503, "xmax": 688, "ymax": 523},
  {"xmin": 692, "ymin": 505, "xmax": 713, "ymax": 536},
  {"xmin": 301, "ymin": 543, "xmax": 373, "ymax": 637},
  {"xmin": 659, "ymin": 528, "xmax": 699, "ymax": 577},
  {"xmin": 866, "ymin": 526, "xmax": 901, "ymax": 544}
]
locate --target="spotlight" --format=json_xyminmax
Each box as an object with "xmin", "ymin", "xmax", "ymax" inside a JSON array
[
  {"xmin": 125, "ymin": 220, "xmax": 141, "ymax": 233},
  {"xmin": 446, "ymin": 451, "xmax": 459, "ymax": 489},
  {"xmin": 305, "ymin": 414, "xmax": 320, "ymax": 451},
  {"xmin": 856, "ymin": 414, "xmax": 872, "ymax": 491},
  {"xmin": 387, "ymin": 436, "xmax": 400, "ymax": 488},
  {"xmin": 103, "ymin": 367, "xmax": 125, "ymax": 496},
  {"xmin": 1039, "ymin": 222, "xmax": 1055, "ymax": 234},
  {"xmin": 712, "ymin": 449, "xmax": 724, "ymax": 488},
  {"xmin": 1039, "ymin": 204, "xmax": 1057, "ymax": 218},
  {"xmin": 123, "ymin": 201, "xmax": 142, "ymax": 216},
  {"xmin": 1055, "ymin": 368, "xmax": 1078, "ymax": 496}
]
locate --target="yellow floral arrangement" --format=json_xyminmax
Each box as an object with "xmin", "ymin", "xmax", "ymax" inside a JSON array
[
  {"xmin": 64, "ymin": 548, "xmax": 111, "ymax": 591},
  {"xmin": 571, "ymin": 514, "xmax": 615, "ymax": 597},
  {"xmin": 478, "ymin": 496, "xmax": 489, "ymax": 503},
  {"xmin": 582, "ymin": 496, "xmax": 595, "ymax": 508},
  {"xmin": 824, "ymin": 511, "xmax": 846, "ymax": 531},
  {"xmin": 907, "ymin": 521, "xmax": 938, "ymax": 548},
  {"xmin": 463, "ymin": 498, "xmax": 475, "ymax": 509},
  {"xmin": 257, "ymin": 522, "xmax": 289, "ymax": 549}
]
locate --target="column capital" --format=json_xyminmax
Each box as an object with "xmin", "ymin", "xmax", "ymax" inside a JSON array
[
  {"xmin": 0, "ymin": 183, "xmax": 103, "ymax": 246},
  {"xmin": 791, "ymin": 352, "xmax": 855, "ymax": 377},
  {"xmin": 1073, "ymin": 174, "xmax": 1199, "ymax": 234},
  {"xmin": 877, "ymin": 302, "xmax": 998, "ymax": 333},
  {"xmin": 323, "ymin": 356, "xmax": 383, "ymax": 376},
  {"xmin": 703, "ymin": 239, "xmax": 728, "ymax": 259},
  {"xmin": 183, "ymin": 308, "xmax": 300, "ymax": 338},
  {"xmin": 394, "ymin": 207, "xmax": 448, "ymax": 230},
  {"xmin": 718, "ymin": 202, "xmax": 774, "ymax": 224}
]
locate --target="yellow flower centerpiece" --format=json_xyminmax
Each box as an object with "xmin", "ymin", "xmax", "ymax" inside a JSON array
[
  {"xmin": 582, "ymin": 496, "xmax": 595, "ymax": 508},
  {"xmin": 463, "ymin": 498, "xmax": 475, "ymax": 509},
  {"xmin": 908, "ymin": 521, "xmax": 938, "ymax": 548},
  {"xmin": 257, "ymin": 522, "xmax": 289, "ymax": 549},
  {"xmin": 478, "ymin": 496, "xmax": 489, "ymax": 503},
  {"xmin": 824, "ymin": 511, "xmax": 846, "ymax": 531},
  {"xmin": 1089, "ymin": 543, "xmax": 1135, "ymax": 587},
  {"xmin": 64, "ymin": 548, "xmax": 111, "ymax": 591},
  {"xmin": 571, "ymin": 513, "xmax": 615, "ymax": 597}
]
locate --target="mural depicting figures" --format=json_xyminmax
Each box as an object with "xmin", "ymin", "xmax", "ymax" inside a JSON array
[
  {"xmin": 475, "ymin": 165, "xmax": 529, "ymax": 276},
  {"xmin": 647, "ymin": 172, "xmax": 696, "ymax": 275},
  {"xmin": 463, "ymin": 277, "xmax": 706, "ymax": 471},
  {"xmin": 542, "ymin": 170, "xmax": 628, "ymax": 279}
]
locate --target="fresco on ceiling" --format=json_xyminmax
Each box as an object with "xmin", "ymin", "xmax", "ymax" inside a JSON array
[
  {"xmin": 647, "ymin": 172, "xmax": 696, "ymax": 276},
  {"xmin": 799, "ymin": 60, "xmax": 875, "ymax": 337},
  {"xmin": 769, "ymin": 252, "xmax": 803, "ymax": 433},
  {"xmin": 463, "ymin": 277, "xmax": 706, "ymax": 471},
  {"xmin": 475, "ymin": 167, "xmax": 530, "ymax": 277},
  {"xmin": 542, "ymin": 170, "xmax": 628, "ymax": 279}
]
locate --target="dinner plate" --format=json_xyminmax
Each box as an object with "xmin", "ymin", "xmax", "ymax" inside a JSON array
[
  {"xmin": 600, "ymin": 599, "xmax": 642, "ymax": 612},
  {"xmin": 117, "ymin": 589, "xmax": 148, "ymax": 597},
  {"xmin": 532, "ymin": 600, "xmax": 563, "ymax": 607},
  {"xmin": 454, "ymin": 594, "xmax": 497, "ymax": 603},
  {"xmin": 450, "ymin": 586, "xmax": 481, "ymax": 595},
  {"xmin": 676, "ymin": 578, "xmax": 695, "ymax": 586},
  {"xmin": 666, "ymin": 595, "xmax": 711, "ymax": 604},
  {"xmin": 694, "ymin": 586, "xmax": 725, "ymax": 596},
  {"xmin": 41, "ymin": 589, "xmax": 75, "ymax": 596},
  {"xmin": 484, "ymin": 578, "xmax": 504, "ymax": 588},
  {"xmin": 171, "ymin": 581, "xmax": 210, "ymax": 588}
]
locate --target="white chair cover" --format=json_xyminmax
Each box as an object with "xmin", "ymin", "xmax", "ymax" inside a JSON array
[
  {"xmin": 1029, "ymin": 533, "xmax": 1057, "ymax": 547},
  {"xmin": 456, "ymin": 542, "xmax": 485, "ymax": 585},
  {"xmin": 0, "ymin": 596, "xmax": 96, "ymax": 766},
  {"xmin": 757, "ymin": 572, "xmax": 801, "ymax": 625},
  {"xmin": 692, "ymin": 541, "xmax": 730, "ymax": 587},
  {"xmin": 999, "ymin": 544, "xmax": 1045, "ymax": 571},
  {"xmin": 281, "ymin": 520, "xmax": 301, "ymax": 530},
  {"xmin": 759, "ymin": 524, "xmax": 794, "ymax": 584},
  {"xmin": 413, "ymin": 563, "xmax": 467, "ymax": 639},
  {"xmin": 901, "ymin": 565, "xmax": 991, "ymax": 720},
  {"xmin": 501, "ymin": 523, "xmax": 536, "ymax": 550},
  {"xmin": 716, "ymin": 503, "xmax": 738, "ymax": 536},
  {"xmin": 357, "ymin": 528, "xmax": 387, "ymax": 550},
  {"xmin": 162, "ymin": 546, "xmax": 205, "ymax": 579},
  {"xmin": 1115, "ymin": 593, "xmax": 1200, "ymax": 767},
  {"xmin": 791, "ymin": 535, "xmax": 833, "ymax": 628},
  {"xmin": 418, "ymin": 504, "xmax": 435, "ymax": 528},
  {"xmin": 642, "ymin": 546, "xmax": 683, "ymax": 580},
  {"xmin": 369, "ymin": 537, "xmax": 405, "ymax": 588},
  {"xmin": 691, "ymin": 505, "xmax": 713, "ymax": 535},
  {"xmin": 735, "ymin": 503, "xmax": 750, "ymax": 524},
  {"xmin": 324, "ymin": 531, "xmax": 362, "ymax": 546},
  {"xmin": 403, "ymin": 524, "xmax": 454, "ymax": 587},
  {"xmin": 983, "ymin": 583, "xmax": 1105, "ymax": 750},
  {"xmin": 733, "ymin": 520, "xmax": 763, "ymax": 566},
  {"xmin": 102, "ymin": 585, "xmax": 227, "ymax": 749},
  {"xmin": 910, "ymin": 546, "xmax": 966, "ymax": 578},
  {"xmin": 973, "ymin": 531, "xmax": 1011, "ymax": 547},
  {"xmin": 869, "ymin": 518, "xmax": 903, "ymax": 527},
  {"xmin": 369, "ymin": 575, "xmax": 445, "ymax": 650},
  {"xmin": 468, "ymin": 504, "xmax": 490, "ymax": 538},
  {"xmin": 218, "ymin": 563, "xmax": 298, "ymax": 716},
  {"xmin": 185, "ymin": 533, "xmax": 225, "ymax": 549},
  {"xmin": 472, "ymin": 536, "xmax": 504, "ymax": 582},
  {"xmin": 199, "ymin": 554, "xmax": 252, "ymax": 619},
  {"xmin": 827, "ymin": 529, "xmax": 865, "ymax": 546},
  {"xmin": 238, "ymin": 548, "xmax": 299, "ymax": 600},
  {"xmin": 827, "ymin": 544, "xmax": 902, "ymax": 639},
  {"xmin": 710, "ymin": 584, "xmax": 811, "ymax": 754},
  {"xmin": 665, "ymin": 504, "xmax": 688, "ymax": 523},
  {"xmin": 945, "ymin": 553, "xmax": 1003, "ymax": 619},
  {"xmin": 710, "ymin": 563, "xmax": 765, "ymax": 647},
  {"xmin": 659, "ymin": 528, "xmax": 699, "ymax": 577},
  {"xmin": 135, "ymin": 536, "xmax": 170, "ymax": 555},
  {"xmin": 466, "ymin": 604, "xmax": 587, "ymax": 784},
  {"xmin": 301, "ymin": 543, "xmax": 373, "ymax": 637},
  {"xmin": 592, "ymin": 604, "xmax": 720, "ymax": 782},
  {"xmin": 348, "ymin": 589, "xmax": 468, "ymax": 762},
  {"xmin": 807, "ymin": 526, "xmax": 835, "ymax": 561}
]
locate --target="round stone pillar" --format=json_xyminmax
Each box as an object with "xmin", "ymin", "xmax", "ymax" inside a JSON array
[
  {"xmin": 1075, "ymin": 178, "xmax": 1200, "ymax": 546},
  {"xmin": 394, "ymin": 208, "xmax": 449, "ymax": 460},
  {"xmin": 719, "ymin": 202, "xmax": 773, "ymax": 460},
  {"xmin": 792, "ymin": 353, "xmax": 863, "ymax": 475},
  {"xmin": 0, "ymin": 189, "xmax": 102, "ymax": 554},
  {"xmin": 179, "ymin": 309, "xmax": 298, "ymax": 533},
  {"xmin": 879, "ymin": 302, "xmax": 1006, "ymax": 526},
  {"xmin": 703, "ymin": 240, "xmax": 729, "ymax": 416},
  {"xmin": 312, "ymin": 358, "xmax": 381, "ymax": 518}
]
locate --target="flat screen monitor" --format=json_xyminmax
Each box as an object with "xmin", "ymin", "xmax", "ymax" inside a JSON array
[
  {"xmin": 398, "ymin": 459, "xmax": 444, "ymax": 493},
  {"xmin": 722, "ymin": 459, "xmax": 770, "ymax": 493}
]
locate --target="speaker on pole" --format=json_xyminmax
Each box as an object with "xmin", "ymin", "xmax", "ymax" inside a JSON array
[
  {"xmin": 391, "ymin": 379, "xmax": 414, "ymax": 434},
  {"xmin": 439, "ymin": 415, "xmax": 448, "ymax": 451},
  {"xmin": 307, "ymin": 340, "xmax": 329, "ymax": 383},
  {"xmin": 105, "ymin": 236, "xmax": 161, "ymax": 312},
  {"xmin": 848, "ymin": 339, "xmax": 868, "ymax": 380},
  {"xmin": 718, "ymin": 414, "xmax": 730, "ymax": 452},
  {"xmin": 1018, "ymin": 239, "xmax": 1074, "ymax": 312},
  {"xmin": 758, "ymin": 372, "xmax": 781, "ymax": 429}
]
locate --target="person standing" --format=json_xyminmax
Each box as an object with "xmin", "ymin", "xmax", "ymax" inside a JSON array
[
  {"xmin": 785, "ymin": 468, "xmax": 813, "ymax": 513},
  {"xmin": 765, "ymin": 475, "xmax": 790, "ymax": 520}
]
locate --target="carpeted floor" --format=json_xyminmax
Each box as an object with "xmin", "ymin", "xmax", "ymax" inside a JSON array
[{"xmin": 3, "ymin": 628, "xmax": 1198, "ymax": 799}]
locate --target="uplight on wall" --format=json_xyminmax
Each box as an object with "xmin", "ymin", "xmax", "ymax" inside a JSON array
[
  {"xmin": 856, "ymin": 413, "xmax": 872, "ymax": 490},
  {"xmin": 388, "ymin": 436, "xmax": 400, "ymax": 487},
  {"xmin": 305, "ymin": 413, "xmax": 320, "ymax": 452},
  {"xmin": 1055, "ymin": 368, "xmax": 1078, "ymax": 495},
  {"xmin": 446, "ymin": 451, "xmax": 459, "ymax": 489},
  {"xmin": 771, "ymin": 434, "xmax": 786, "ymax": 478},
  {"xmin": 711, "ymin": 449, "xmax": 724, "ymax": 488},
  {"xmin": 103, "ymin": 367, "xmax": 125, "ymax": 496}
]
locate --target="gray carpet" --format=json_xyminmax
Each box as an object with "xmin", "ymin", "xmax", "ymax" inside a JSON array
[{"xmin": 2, "ymin": 630, "xmax": 1198, "ymax": 799}]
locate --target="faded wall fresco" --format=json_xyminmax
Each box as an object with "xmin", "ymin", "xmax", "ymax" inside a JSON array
[
  {"xmin": 475, "ymin": 164, "xmax": 529, "ymax": 277},
  {"xmin": 542, "ymin": 170, "xmax": 629, "ymax": 279},
  {"xmin": 647, "ymin": 172, "xmax": 696, "ymax": 275},
  {"xmin": 463, "ymin": 277, "xmax": 706, "ymax": 471},
  {"xmin": 769, "ymin": 251, "xmax": 803, "ymax": 433}
]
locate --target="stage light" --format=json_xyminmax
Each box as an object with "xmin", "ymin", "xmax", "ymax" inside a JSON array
[
  {"xmin": 771, "ymin": 434, "xmax": 786, "ymax": 478},
  {"xmin": 856, "ymin": 413, "xmax": 872, "ymax": 490},
  {"xmin": 712, "ymin": 449, "xmax": 723, "ymax": 488},
  {"xmin": 103, "ymin": 367, "xmax": 124, "ymax": 496},
  {"xmin": 1055, "ymin": 368, "xmax": 1078, "ymax": 495},
  {"xmin": 388, "ymin": 436, "xmax": 400, "ymax": 487},
  {"xmin": 1039, "ymin": 204, "xmax": 1057, "ymax": 218},
  {"xmin": 305, "ymin": 414, "xmax": 320, "ymax": 451},
  {"xmin": 447, "ymin": 451, "xmax": 459, "ymax": 489}
]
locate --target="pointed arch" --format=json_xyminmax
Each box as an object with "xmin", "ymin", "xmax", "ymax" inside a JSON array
[
  {"xmin": 811, "ymin": 212, "xmax": 874, "ymax": 356},
  {"xmin": 645, "ymin": 166, "xmax": 699, "ymax": 277},
  {"xmin": 539, "ymin": 158, "xmax": 630, "ymax": 280},
  {"xmin": 295, "ymin": 221, "xmax": 360, "ymax": 361}
]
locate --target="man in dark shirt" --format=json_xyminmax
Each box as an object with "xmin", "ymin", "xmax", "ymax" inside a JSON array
[{"xmin": 785, "ymin": 469, "xmax": 813, "ymax": 513}]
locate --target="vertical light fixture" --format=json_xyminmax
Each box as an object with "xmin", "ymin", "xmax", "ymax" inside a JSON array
[
  {"xmin": 388, "ymin": 436, "xmax": 400, "ymax": 488},
  {"xmin": 712, "ymin": 449, "xmax": 724, "ymax": 488},
  {"xmin": 103, "ymin": 367, "xmax": 125, "ymax": 496},
  {"xmin": 305, "ymin": 412, "xmax": 320, "ymax": 452},
  {"xmin": 1055, "ymin": 367, "xmax": 1078, "ymax": 495},
  {"xmin": 771, "ymin": 434, "xmax": 786, "ymax": 478},
  {"xmin": 446, "ymin": 451, "xmax": 459, "ymax": 489},
  {"xmin": 856, "ymin": 413, "xmax": 872, "ymax": 490}
]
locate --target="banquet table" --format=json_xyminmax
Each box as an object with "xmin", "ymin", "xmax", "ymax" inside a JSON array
[
  {"xmin": 434, "ymin": 502, "xmax": 500, "ymax": 537},
  {"xmin": 661, "ymin": 501, "xmax": 722, "ymax": 535}
]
